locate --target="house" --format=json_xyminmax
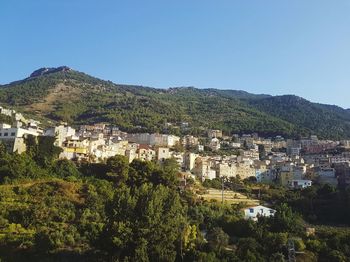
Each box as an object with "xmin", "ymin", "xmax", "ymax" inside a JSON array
[
  {"xmin": 193, "ymin": 157, "xmax": 216, "ymax": 181},
  {"xmin": 216, "ymin": 162, "xmax": 237, "ymax": 178},
  {"xmin": 197, "ymin": 145, "xmax": 204, "ymax": 152},
  {"xmin": 182, "ymin": 135, "xmax": 199, "ymax": 148},
  {"xmin": 60, "ymin": 136, "xmax": 90, "ymax": 161},
  {"xmin": 157, "ymin": 147, "xmax": 171, "ymax": 162},
  {"xmin": 137, "ymin": 144, "xmax": 156, "ymax": 161},
  {"xmin": 208, "ymin": 129, "xmax": 222, "ymax": 138},
  {"xmin": 0, "ymin": 124, "xmax": 40, "ymax": 153},
  {"xmin": 184, "ymin": 152, "xmax": 199, "ymax": 171},
  {"xmin": 125, "ymin": 147, "xmax": 137, "ymax": 163},
  {"xmin": 44, "ymin": 125, "xmax": 76, "ymax": 146},
  {"xmin": 317, "ymin": 167, "xmax": 337, "ymax": 185},
  {"xmin": 243, "ymin": 205, "xmax": 276, "ymax": 221},
  {"xmin": 235, "ymin": 163, "xmax": 256, "ymax": 180},
  {"xmin": 286, "ymin": 140, "xmax": 302, "ymax": 157},
  {"xmin": 209, "ymin": 138, "xmax": 221, "ymax": 151},
  {"xmin": 231, "ymin": 142, "xmax": 241, "ymax": 148},
  {"xmin": 289, "ymin": 179, "xmax": 312, "ymax": 189},
  {"xmin": 171, "ymin": 151, "xmax": 185, "ymax": 170}
]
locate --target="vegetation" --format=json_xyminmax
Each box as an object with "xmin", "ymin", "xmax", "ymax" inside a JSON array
[
  {"xmin": 2, "ymin": 69, "xmax": 350, "ymax": 139},
  {"xmin": 0, "ymin": 139, "xmax": 349, "ymax": 261}
]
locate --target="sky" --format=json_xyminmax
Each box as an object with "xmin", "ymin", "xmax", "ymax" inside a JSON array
[{"xmin": 1, "ymin": 0, "xmax": 350, "ymax": 108}]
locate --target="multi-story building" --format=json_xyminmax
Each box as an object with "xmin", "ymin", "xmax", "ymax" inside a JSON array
[
  {"xmin": 137, "ymin": 145, "xmax": 156, "ymax": 162},
  {"xmin": 0, "ymin": 123, "xmax": 40, "ymax": 153},
  {"xmin": 44, "ymin": 125, "xmax": 76, "ymax": 146},
  {"xmin": 208, "ymin": 129, "xmax": 222, "ymax": 138}
]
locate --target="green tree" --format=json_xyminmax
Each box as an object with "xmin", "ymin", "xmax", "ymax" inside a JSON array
[
  {"xmin": 207, "ymin": 227, "xmax": 229, "ymax": 253},
  {"xmin": 103, "ymin": 183, "xmax": 186, "ymax": 261},
  {"xmin": 51, "ymin": 159, "xmax": 80, "ymax": 178},
  {"xmin": 105, "ymin": 155, "xmax": 129, "ymax": 185}
]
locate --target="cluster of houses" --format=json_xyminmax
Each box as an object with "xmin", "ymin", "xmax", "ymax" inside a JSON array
[{"xmin": 1, "ymin": 105, "xmax": 350, "ymax": 191}]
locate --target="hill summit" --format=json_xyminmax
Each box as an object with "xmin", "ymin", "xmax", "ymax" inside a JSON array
[{"xmin": 30, "ymin": 66, "xmax": 72, "ymax": 78}]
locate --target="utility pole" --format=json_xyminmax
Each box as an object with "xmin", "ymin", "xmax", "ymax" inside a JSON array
[
  {"xmin": 288, "ymin": 239, "xmax": 296, "ymax": 262},
  {"xmin": 221, "ymin": 177, "xmax": 224, "ymax": 203}
]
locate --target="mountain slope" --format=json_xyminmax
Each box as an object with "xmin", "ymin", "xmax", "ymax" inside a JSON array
[
  {"xmin": 249, "ymin": 95, "xmax": 350, "ymax": 139},
  {"xmin": 0, "ymin": 67, "xmax": 349, "ymax": 139}
]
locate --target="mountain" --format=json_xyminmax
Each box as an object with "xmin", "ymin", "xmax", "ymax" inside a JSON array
[{"xmin": 1, "ymin": 66, "xmax": 350, "ymax": 139}]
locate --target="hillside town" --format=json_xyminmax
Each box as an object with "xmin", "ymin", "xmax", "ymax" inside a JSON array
[{"xmin": 1, "ymin": 105, "xmax": 349, "ymax": 190}]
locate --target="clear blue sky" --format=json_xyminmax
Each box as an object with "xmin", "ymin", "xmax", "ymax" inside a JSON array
[{"xmin": 1, "ymin": 1, "xmax": 350, "ymax": 107}]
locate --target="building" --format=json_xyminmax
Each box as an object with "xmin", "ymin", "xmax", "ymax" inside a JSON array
[
  {"xmin": 216, "ymin": 163, "xmax": 237, "ymax": 178},
  {"xmin": 209, "ymin": 138, "xmax": 221, "ymax": 151},
  {"xmin": 171, "ymin": 152, "xmax": 184, "ymax": 170},
  {"xmin": 125, "ymin": 147, "xmax": 137, "ymax": 163},
  {"xmin": 197, "ymin": 145, "xmax": 204, "ymax": 152},
  {"xmin": 208, "ymin": 129, "xmax": 222, "ymax": 138},
  {"xmin": 182, "ymin": 135, "xmax": 199, "ymax": 148},
  {"xmin": 184, "ymin": 152, "xmax": 199, "ymax": 171},
  {"xmin": 243, "ymin": 205, "xmax": 276, "ymax": 221},
  {"xmin": 316, "ymin": 167, "xmax": 337, "ymax": 185},
  {"xmin": 60, "ymin": 136, "xmax": 90, "ymax": 161},
  {"xmin": 126, "ymin": 133, "xmax": 180, "ymax": 147},
  {"xmin": 289, "ymin": 180, "xmax": 312, "ymax": 189},
  {"xmin": 286, "ymin": 140, "xmax": 301, "ymax": 157},
  {"xmin": 193, "ymin": 157, "xmax": 216, "ymax": 181},
  {"xmin": 0, "ymin": 124, "xmax": 40, "ymax": 153},
  {"xmin": 44, "ymin": 125, "xmax": 76, "ymax": 146},
  {"xmin": 157, "ymin": 147, "xmax": 171, "ymax": 162},
  {"xmin": 137, "ymin": 145, "xmax": 156, "ymax": 161},
  {"xmin": 236, "ymin": 163, "xmax": 256, "ymax": 179}
]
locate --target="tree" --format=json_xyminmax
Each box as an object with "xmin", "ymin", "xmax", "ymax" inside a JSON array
[
  {"xmin": 105, "ymin": 155, "xmax": 129, "ymax": 185},
  {"xmin": 25, "ymin": 135, "xmax": 62, "ymax": 167},
  {"xmin": 207, "ymin": 227, "xmax": 229, "ymax": 253},
  {"xmin": 271, "ymin": 203, "xmax": 304, "ymax": 234},
  {"xmin": 102, "ymin": 183, "xmax": 186, "ymax": 261},
  {"xmin": 51, "ymin": 159, "xmax": 80, "ymax": 178},
  {"xmin": 270, "ymin": 252, "xmax": 285, "ymax": 262},
  {"xmin": 236, "ymin": 237, "xmax": 263, "ymax": 261},
  {"xmin": 128, "ymin": 159, "xmax": 155, "ymax": 187},
  {"xmin": 152, "ymin": 158, "xmax": 179, "ymax": 187}
]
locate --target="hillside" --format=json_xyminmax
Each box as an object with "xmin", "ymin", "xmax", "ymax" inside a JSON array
[{"xmin": 1, "ymin": 66, "xmax": 350, "ymax": 139}]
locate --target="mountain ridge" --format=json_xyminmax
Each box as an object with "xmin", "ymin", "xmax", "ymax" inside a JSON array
[{"xmin": 1, "ymin": 66, "xmax": 349, "ymax": 139}]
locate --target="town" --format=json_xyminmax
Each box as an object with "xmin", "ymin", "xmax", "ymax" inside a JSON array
[{"xmin": 1, "ymin": 104, "xmax": 348, "ymax": 193}]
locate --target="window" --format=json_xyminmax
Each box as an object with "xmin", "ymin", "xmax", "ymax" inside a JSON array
[
  {"xmin": 4, "ymin": 133, "xmax": 8, "ymax": 137},
  {"xmin": 0, "ymin": 133, "xmax": 2, "ymax": 136},
  {"xmin": 249, "ymin": 208, "xmax": 254, "ymax": 213},
  {"xmin": 11, "ymin": 132, "xmax": 15, "ymax": 136}
]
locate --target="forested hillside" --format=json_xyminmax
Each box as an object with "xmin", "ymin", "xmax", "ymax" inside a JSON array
[{"xmin": 1, "ymin": 67, "xmax": 350, "ymax": 139}]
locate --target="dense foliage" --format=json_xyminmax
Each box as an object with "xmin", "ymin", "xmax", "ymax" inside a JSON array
[
  {"xmin": 0, "ymin": 140, "xmax": 349, "ymax": 261},
  {"xmin": 2, "ymin": 69, "xmax": 350, "ymax": 138}
]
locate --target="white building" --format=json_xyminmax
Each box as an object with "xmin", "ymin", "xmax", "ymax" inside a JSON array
[
  {"xmin": 184, "ymin": 152, "xmax": 198, "ymax": 171},
  {"xmin": 244, "ymin": 205, "xmax": 276, "ymax": 221},
  {"xmin": 157, "ymin": 147, "xmax": 171, "ymax": 162},
  {"xmin": 289, "ymin": 179, "xmax": 312, "ymax": 189},
  {"xmin": 44, "ymin": 125, "xmax": 76, "ymax": 147},
  {"xmin": 216, "ymin": 163, "xmax": 237, "ymax": 178},
  {"xmin": 209, "ymin": 138, "xmax": 221, "ymax": 151},
  {"xmin": 0, "ymin": 124, "xmax": 40, "ymax": 153},
  {"xmin": 208, "ymin": 129, "xmax": 222, "ymax": 138}
]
